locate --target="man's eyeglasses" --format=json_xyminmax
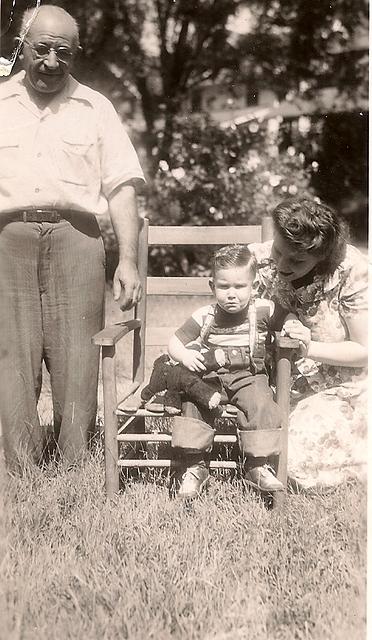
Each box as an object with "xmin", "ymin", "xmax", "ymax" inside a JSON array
[{"xmin": 23, "ymin": 40, "xmax": 78, "ymax": 64}]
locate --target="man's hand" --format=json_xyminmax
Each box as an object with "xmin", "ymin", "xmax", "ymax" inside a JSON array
[
  {"xmin": 181, "ymin": 350, "xmax": 206, "ymax": 373},
  {"xmin": 113, "ymin": 259, "xmax": 142, "ymax": 310}
]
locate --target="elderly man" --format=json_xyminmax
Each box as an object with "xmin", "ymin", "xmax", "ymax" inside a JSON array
[{"xmin": 0, "ymin": 6, "xmax": 145, "ymax": 469}]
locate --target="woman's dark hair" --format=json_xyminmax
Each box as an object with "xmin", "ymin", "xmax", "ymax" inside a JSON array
[{"xmin": 271, "ymin": 197, "xmax": 349, "ymax": 276}]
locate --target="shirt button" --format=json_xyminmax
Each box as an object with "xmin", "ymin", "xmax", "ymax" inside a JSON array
[
  {"xmin": 37, "ymin": 152, "xmax": 42, "ymax": 158},
  {"xmin": 35, "ymin": 188, "xmax": 40, "ymax": 193}
]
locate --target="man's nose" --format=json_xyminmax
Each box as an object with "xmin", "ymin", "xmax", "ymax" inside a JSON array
[{"xmin": 44, "ymin": 50, "xmax": 59, "ymax": 69}]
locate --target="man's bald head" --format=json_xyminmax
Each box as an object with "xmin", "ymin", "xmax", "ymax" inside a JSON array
[
  {"xmin": 19, "ymin": 5, "xmax": 80, "ymax": 99},
  {"xmin": 20, "ymin": 6, "xmax": 80, "ymax": 47}
]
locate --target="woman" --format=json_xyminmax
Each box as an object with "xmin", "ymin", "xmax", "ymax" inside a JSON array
[{"xmin": 250, "ymin": 197, "xmax": 368, "ymax": 490}]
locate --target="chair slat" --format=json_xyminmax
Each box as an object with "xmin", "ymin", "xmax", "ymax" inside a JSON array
[
  {"xmin": 148, "ymin": 276, "xmax": 212, "ymax": 295},
  {"xmin": 148, "ymin": 225, "xmax": 263, "ymax": 246}
]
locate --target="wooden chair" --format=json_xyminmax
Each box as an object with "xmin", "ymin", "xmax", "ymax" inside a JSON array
[{"xmin": 92, "ymin": 217, "xmax": 298, "ymax": 506}]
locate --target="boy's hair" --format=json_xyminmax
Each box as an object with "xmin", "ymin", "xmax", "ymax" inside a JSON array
[{"xmin": 211, "ymin": 245, "xmax": 256, "ymax": 277}]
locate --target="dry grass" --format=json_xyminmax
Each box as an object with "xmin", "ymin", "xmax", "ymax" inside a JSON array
[{"xmin": 1, "ymin": 449, "xmax": 366, "ymax": 640}]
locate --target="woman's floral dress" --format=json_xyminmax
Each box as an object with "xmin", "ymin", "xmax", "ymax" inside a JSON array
[{"xmin": 250, "ymin": 241, "xmax": 368, "ymax": 490}]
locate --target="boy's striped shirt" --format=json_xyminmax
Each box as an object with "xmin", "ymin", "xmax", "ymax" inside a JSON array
[{"xmin": 175, "ymin": 299, "xmax": 274, "ymax": 351}]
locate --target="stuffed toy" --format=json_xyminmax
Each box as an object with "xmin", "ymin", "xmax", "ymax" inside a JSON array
[{"xmin": 141, "ymin": 349, "xmax": 226, "ymax": 415}]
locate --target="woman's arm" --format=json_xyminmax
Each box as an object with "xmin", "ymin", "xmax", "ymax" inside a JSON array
[
  {"xmin": 168, "ymin": 335, "xmax": 206, "ymax": 372},
  {"xmin": 283, "ymin": 311, "xmax": 368, "ymax": 367}
]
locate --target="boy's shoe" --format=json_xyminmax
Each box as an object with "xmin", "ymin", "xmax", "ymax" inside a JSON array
[
  {"xmin": 177, "ymin": 464, "xmax": 210, "ymax": 499},
  {"xmin": 245, "ymin": 464, "xmax": 284, "ymax": 492}
]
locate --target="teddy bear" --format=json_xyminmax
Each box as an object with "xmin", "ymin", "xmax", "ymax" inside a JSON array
[{"xmin": 141, "ymin": 348, "xmax": 227, "ymax": 415}]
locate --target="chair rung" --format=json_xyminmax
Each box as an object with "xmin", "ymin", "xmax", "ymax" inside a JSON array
[
  {"xmin": 116, "ymin": 407, "xmax": 239, "ymax": 417},
  {"xmin": 116, "ymin": 407, "xmax": 162, "ymax": 416},
  {"xmin": 118, "ymin": 459, "xmax": 237, "ymax": 469},
  {"xmin": 118, "ymin": 433, "xmax": 171, "ymax": 442},
  {"xmin": 117, "ymin": 433, "xmax": 237, "ymax": 443}
]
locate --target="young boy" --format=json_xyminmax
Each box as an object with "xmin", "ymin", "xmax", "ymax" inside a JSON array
[{"xmin": 168, "ymin": 245, "xmax": 283, "ymax": 499}]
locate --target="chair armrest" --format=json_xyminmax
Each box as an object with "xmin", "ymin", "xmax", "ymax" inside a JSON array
[
  {"xmin": 273, "ymin": 332, "xmax": 300, "ymax": 350},
  {"xmin": 92, "ymin": 319, "xmax": 141, "ymax": 346}
]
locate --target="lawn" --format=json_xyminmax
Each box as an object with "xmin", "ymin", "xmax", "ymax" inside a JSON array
[
  {"xmin": 1, "ymin": 451, "xmax": 367, "ymax": 640},
  {"xmin": 1, "ymin": 290, "xmax": 367, "ymax": 639}
]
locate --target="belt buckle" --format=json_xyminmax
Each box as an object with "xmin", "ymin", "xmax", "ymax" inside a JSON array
[{"xmin": 36, "ymin": 209, "xmax": 60, "ymax": 223}]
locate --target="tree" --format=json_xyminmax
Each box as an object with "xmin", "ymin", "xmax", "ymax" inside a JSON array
[
  {"xmin": 238, "ymin": 0, "xmax": 368, "ymax": 104},
  {"xmin": 1, "ymin": 0, "xmax": 367, "ymax": 174},
  {"xmin": 58, "ymin": 0, "xmax": 244, "ymax": 169}
]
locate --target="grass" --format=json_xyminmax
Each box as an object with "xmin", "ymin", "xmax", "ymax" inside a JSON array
[
  {"xmin": 0, "ymin": 447, "xmax": 367, "ymax": 640},
  {"xmin": 1, "ymin": 290, "xmax": 367, "ymax": 639}
]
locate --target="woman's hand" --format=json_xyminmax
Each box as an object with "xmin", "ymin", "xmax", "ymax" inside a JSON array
[{"xmin": 283, "ymin": 317, "xmax": 312, "ymax": 356}]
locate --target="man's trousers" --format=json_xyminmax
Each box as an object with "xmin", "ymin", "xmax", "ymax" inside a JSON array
[{"xmin": 0, "ymin": 215, "xmax": 105, "ymax": 470}]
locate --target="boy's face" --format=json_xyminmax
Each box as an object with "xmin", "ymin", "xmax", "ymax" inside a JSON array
[{"xmin": 210, "ymin": 265, "xmax": 253, "ymax": 314}]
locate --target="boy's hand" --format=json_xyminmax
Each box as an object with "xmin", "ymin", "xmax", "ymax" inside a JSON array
[
  {"xmin": 181, "ymin": 350, "xmax": 206, "ymax": 372},
  {"xmin": 283, "ymin": 317, "xmax": 312, "ymax": 356}
]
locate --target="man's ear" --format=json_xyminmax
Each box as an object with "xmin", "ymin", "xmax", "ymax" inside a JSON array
[{"xmin": 209, "ymin": 278, "xmax": 215, "ymax": 293}]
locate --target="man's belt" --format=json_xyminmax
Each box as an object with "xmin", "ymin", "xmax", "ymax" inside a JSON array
[{"xmin": 5, "ymin": 209, "xmax": 80, "ymax": 223}]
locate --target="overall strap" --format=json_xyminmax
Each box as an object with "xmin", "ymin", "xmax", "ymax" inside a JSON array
[
  {"xmin": 199, "ymin": 305, "xmax": 216, "ymax": 345},
  {"xmin": 200, "ymin": 303, "xmax": 259, "ymax": 355},
  {"xmin": 248, "ymin": 302, "xmax": 257, "ymax": 356}
]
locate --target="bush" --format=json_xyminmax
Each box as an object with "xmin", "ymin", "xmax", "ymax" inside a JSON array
[
  {"xmin": 149, "ymin": 114, "xmax": 312, "ymax": 226},
  {"xmin": 99, "ymin": 111, "xmax": 367, "ymax": 279},
  {"xmin": 145, "ymin": 114, "xmax": 313, "ymax": 275}
]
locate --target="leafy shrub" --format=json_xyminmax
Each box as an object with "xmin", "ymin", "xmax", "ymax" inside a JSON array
[
  {"xmin": 146, "ymin": 114, "xmax": 313, "ymax": 275},
  {"xmin": 99, "ymin": 114, "xmax": 316, "ymax": 279}
]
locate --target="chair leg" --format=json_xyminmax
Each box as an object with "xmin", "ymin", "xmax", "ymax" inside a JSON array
[
  {"xmin": 272, "ymin": 489, "xmax": 286, "ymax": 509},
  {"xmin": 272, "ymin": 342, "xmax": 295, "ymax": 509},
  {"xmin": 102, "ymin": 345, "xmax": 119, "ymax": 497}
]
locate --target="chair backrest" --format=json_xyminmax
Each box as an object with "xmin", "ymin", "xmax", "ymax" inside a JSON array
[{"xmin": 132, "ymin": 218, "xmax": 274, "ymax": 385}]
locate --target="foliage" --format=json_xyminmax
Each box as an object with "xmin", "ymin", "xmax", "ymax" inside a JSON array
[
  {"xmin": 1, "ymin": 0, "xmax": 366, "ymax": 170},
  {"xmin": 1, "ymin": 449, "xmax": 367, "ymax": 640},
  {"xmin": 149, "ymin": 114, "xmax": 312, "ymax": 226},
  {"xmin": 49, "ymin": 0, "xmax": 242, "ymax": 166},
  {"xmin": 308, "ymin": 113, "xmax": 368, "ymax": 240},
  {"xmin": 280, "ymin": 111, "xmax": 368, "ymax": 241},
  {"xmin": 1, "ymin": 0, "xmax": 366, "ymax": 252},
  {"xmin": 241, "ymin": 0, "xmax": 368, "ymax": 103},
  {"xmin": 144, "ymin": 113, "xmax": 312, "ymax": 275}
]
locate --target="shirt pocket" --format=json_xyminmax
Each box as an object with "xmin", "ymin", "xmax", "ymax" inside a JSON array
[
  {"xmin": 56, "ymin": 134, "xmax": 96, "ymax": 186},
  {"xmin": 0, "ymin": 132, "xmax": 20, "ymax": 178}
]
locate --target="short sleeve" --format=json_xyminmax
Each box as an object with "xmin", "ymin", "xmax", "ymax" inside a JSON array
[
  {"xmin": 98, "ymin": 98, "xmax": 145, "ymax": 197},
  {"xmin": 175, "ymin": 317, "xmax": 201, "ymax": 345},
  {"xmin": 175, "ymin": 305, "xmax": 212, "ymax": 345},
  {"xmin": 339, "ymin": 247, "xmax": 368, "ymax": 316},
  {"xmin": 248, "ymin": 240, "xmax": 273, "ymax": 266},
  {"xmin": 248, "ymin": 240, "xmax": 275, "ymax": 299}
]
